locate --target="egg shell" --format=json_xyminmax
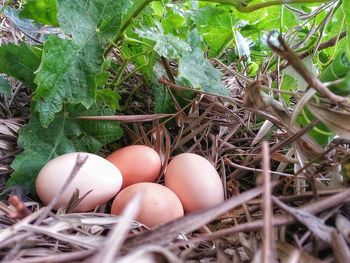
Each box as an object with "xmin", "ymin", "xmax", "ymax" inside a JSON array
[
  {"xmin": 111, "ymin": 182, "xmax": 184, "ymax": 227},
  {"xmin": 36, "ymin": 152, "xmax": 123, "ymax": 212},
  {"xmin": 164, "ymin": 153, "xmax": 224, "ymax": 212},
  {"xmin": 107, "ymin": 145, "xmax": 161, "ymax": 188}
]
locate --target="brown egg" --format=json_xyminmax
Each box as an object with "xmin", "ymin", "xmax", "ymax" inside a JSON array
[
  {"xmin": 107, "ymin": 145, "xmax": 161, "ymax": 188},
  {"xmin": 36, "ymin": 152, "xmax": 123, "ymax": 212},
  {"xmin": 164, "ymin": 153, "xmax": 224, "ymax": 212},
  {"xmin": 111, "ymin": 182, "xmax": 184, "ymax": 227}
]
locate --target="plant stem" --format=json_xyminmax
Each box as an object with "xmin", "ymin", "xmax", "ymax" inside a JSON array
[
  {"xmin": 105, "ymin": 0, "xmax": 154, "ymax": 55},
  {"xmin": 201, "ymin": 0, "xmax": 332, "ymax": 13}
]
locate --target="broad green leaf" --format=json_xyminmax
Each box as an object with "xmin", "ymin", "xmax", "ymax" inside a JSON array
[
  {"xmin": 162, "ymin": 4, "xmax": 190, "ymax": 39},
  {"xmin": 191, "ymin": 3, "xmax": 234, "ymax": 57},
  {"xmin": 0, "ymin": 43, "xmax": 41, "ymax": 89},
  {"xmin": 122, "ymin": 41, "xmax": 156, "ymax": 81},
  {"xmin": 152, "ymin": 63, "xmax": 175, "ymax": 113},
  {"xmin": 152, "ymin": 81, "xmax": 175, "ymax": 114},
  {"xmin": 178, "ymin": 30, "xmax": 229, "ymax": 96},
  {"xmin": 7, "ymin": 103, "xmax": 123, "ymax": 193},
  {"xmin": 97, "ymin": 89, "xmax": 120, "ymax": 110},
  {"xmin": 20, "ymin": 0, "xmax": 58, "ymax": 26},
  {"xmin": 136, "ymin": 24, "xmax": 191, "ymax": 59},
  {"xmin": 33, "ymin": 36, "xmax": 101, "ymax": 126},
  {"xmin": 57, "ymin": 0, "xmax": 128, "ymax": 45},
  {"xmin": 0, "ymin": 76, "xmax": 11, "ymax": 97},
  {"xmin": 33, "ymin": 0, "xmax": 131, "ymax": 126}
]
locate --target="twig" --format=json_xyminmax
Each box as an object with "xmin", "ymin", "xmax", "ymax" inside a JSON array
[
  {"xmin": 272, "ymin": 196, "xmax": 334, "ymax": 243},
  {"xmin": 7, "ymin": 195, "xmax": 31, "ymax": 220},
  {"xmin": 331, "ymin": 230, "xmax": 350, "ymax": 263},
  {"xmin": 34, "ymin": 154, "xmax": 89, "ymax": 225},
  {"xmin": 161, "ymin": 56, "xmax": 176, "ymax": 83},
  {"xmin": 171, "ymin": 186, "xmax": 350, "ymax": 247},
  {"xmin": 268, "ymin": 34, "xmax": 348, "ymax": 105},
  {"xmin": 271, "ymin": 31, "xmax": 347, "ymax": 79},
  {"xmin": 228, "ymin": 119, "xmax": 319, "ymax": 179},
  {"xmin": 9, "ymin": 250, "xmax": 95, "ymax": 263},
  {"xmin": 261, "ymin": 142, "xmax": 276, "ymax": 263},
  {"xmin": 91, "ymin": 194, "xmax": 142, "ymax": 263},
  {"xmin": 224, "ymin": 157, "xmax": 297, "ymax": 177},
  {"xmin": 77, "ymin": 114, "xmax": 174, "ymax": 122},
  {"xmin": 125, "ymin": 184, "xmax": 269, "ymax": 248}
]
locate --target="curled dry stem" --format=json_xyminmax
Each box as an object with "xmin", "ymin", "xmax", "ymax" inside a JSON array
[{"xmin": 268, "ymin": 34, "xmax": 348, "ymax": 106}]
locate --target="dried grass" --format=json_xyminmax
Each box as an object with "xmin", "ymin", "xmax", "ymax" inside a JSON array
[{"xmin": 1, "ymin": 3, "xmax": 350, "ymax": 263}]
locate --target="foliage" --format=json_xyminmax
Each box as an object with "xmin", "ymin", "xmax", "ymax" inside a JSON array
[
  {"xmin": 20, "ymin": 0, "xmax": 58, "ymax": 26},
  {"xmin": 0, "ymin": 0, "xmax": 347, "ymax": 192}
]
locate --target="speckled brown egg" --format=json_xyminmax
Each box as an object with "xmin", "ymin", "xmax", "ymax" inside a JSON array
[{"xmin": 111, "ymin": 182, "xmax": 184, "ymax": 227}]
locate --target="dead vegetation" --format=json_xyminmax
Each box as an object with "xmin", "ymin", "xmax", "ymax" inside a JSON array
[{"xmin": 1, "ymin": 2, "xmax": 350, "ymax": 263}]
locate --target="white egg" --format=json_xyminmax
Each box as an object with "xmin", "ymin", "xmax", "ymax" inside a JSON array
[{"xmin": 36, "ymin": 152, "xmax": 122, "ymax": 212}]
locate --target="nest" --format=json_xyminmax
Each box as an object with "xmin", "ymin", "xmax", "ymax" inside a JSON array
[{"xmin": 1, "ymin": 3, "xmax": 350, "ymax": 263}]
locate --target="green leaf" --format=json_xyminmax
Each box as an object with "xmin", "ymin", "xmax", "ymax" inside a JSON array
[
  {"xmin": 152, "ymin": 81, "xmax": 175, "ymax": 114},
  {"xmin": 33, "ymin": 0, "xmax": 131, "ymax": 126},
  {"xmin": 97, "ymin": 89, "xmax": 120, "ymax": 110},
  {"xmin": 7, "ymin": 103, "xmax": 123, "ymax": 193},
  {"xmin": 162, "ymin": 4, "xmax": 189, "ymax": 39},
  {"xmin": 33, "ymin": 36, "xmax": 101, "ymax": 126},
  {"xmin": 152, "ymin": 63, "xmax": 175, "ymax": 113},
  {"xmin": 20, "ymin": 0, "xmax": 59, "ymax": 26},
  {"xmin": 178, "ymin": 30, "xmax": 229, "ymax": 96},
  {"xmin": 136, "ymin": 24, "xmax": 191, "ymax": 59},
  {"xmin": 328, "ymin": 72, "xmax": 350, "ymax": 96},
  {"xmin": 0, "ymin": 76, "xmax": 11, "ymax": 97},
  {"xmin": 342, "ymin": 1, "xmax": 350, "ymax": 61},
  {"xmin": 0, "ymin": 43, "xmax": 41, "ymax": 89},
  {"xmin": 191, "ymin": 3, "xmax": 234, "ymax": 58},
  {"xmin": 297, "ymin": 108, "xmax": 333, "ymax": 146},
  {"xmin": 343, "ymin": 0, "xmax": 350, "ymax": 25},
  {"xmin": 319, "ymin": 51, "xmax": 350, "ymax": 82},
  {"xmin": 308, "ymin": 103, "xmax": 350, "ymax": 141},
  {"xmin": 57, "ymin": 0, "xmax": 127, "ymax": 45},
  {"xmin": 275, "ymin": 74, "xmax": 297, "ymax": 104}
]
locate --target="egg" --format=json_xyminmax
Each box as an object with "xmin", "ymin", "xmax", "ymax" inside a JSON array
[
  {"xmin": 36, "ymin": 152, "xmax": 123, "ymax": 212},
  {"xmin": 111, "ymin": 182, "xmax": 184, "ymax": 227},
  {"xmin": 164, "ymin": 153, "xmax": 224, "ymax": 212},
  {"xmin": 107, "ymin": 145, "xmax": 161, "ymax": 188}
]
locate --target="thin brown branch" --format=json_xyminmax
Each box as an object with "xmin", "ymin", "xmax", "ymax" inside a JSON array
[
  {"xmin": 170, "ymin": 187, "xmax": 350, "ymax": 247},
  {"xmin": 125, "ymin": 184, "xmax": 269, "ymax": 248},
  {"xmin": 268, "ymin": 34, "xmax": 348, "ymax": 105},
  {"xmin": 274, "ymin": 31, "xmax": 347, "ymax": 74},
  {"xmin": 7, "ymin": 195, "xmax": 31, "ymax": 220},
  {"xmin": 228, "ymin": 119, "xmax": 319, "ymax": 179},
  {"xmin": 261, "ymin": 141, "xmax": 276, "ymax": 263}
]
